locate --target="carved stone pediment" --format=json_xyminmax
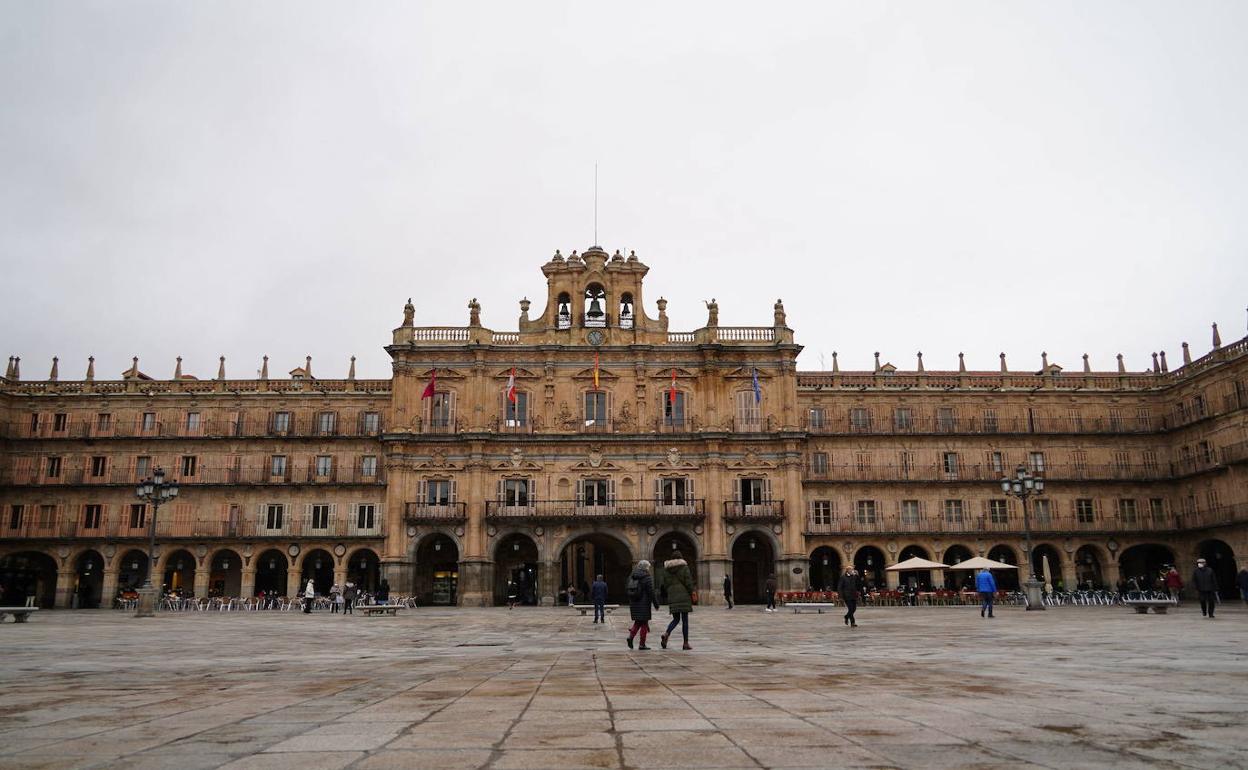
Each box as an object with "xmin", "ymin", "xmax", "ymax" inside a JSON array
[
  {"xmin": 725, "ymin": 367, "xmax": 771, "ymax": 380},
  {"xmin": 647, "ymin": 446, "xmax": 699, "ymax": 471},
  {"xmin": 649, "ymin": 367, "xmax": 699, "ymax": 379},
  {"xmin": 568, "ymin": 445, "xmax": 623, "ymax": 471},
  {"xmin": 727, "ymin": 449, "xmax": 777, "ymax": 469},
  {"xmin": 418, "ymin": 367, "xmax": 468, "ymax": 380},
  {"xmin": 494, "ymin": 367, "xmax": 541, "ymax": 379},
  {"xmin": 572, "ymin": 367, "xmax": 620, "ymax": 382},
  {"xmin": 413, "ymin": 450, "xmax": 463, "ymax": 471},
  {"xmin": 492, "ymin": 446, "xmax": 543, "ymax": 471}
]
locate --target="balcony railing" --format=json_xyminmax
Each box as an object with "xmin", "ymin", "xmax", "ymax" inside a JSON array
[
  {"xmin": 1, "ymin": 416, "xmax": 386, "ymax": 441},
  {"xmin": 0, "ymin": 513, "xmax": 384, "ymax": 541},
  {"xmin": 0, "ymin": 465, "xmax": 385, "ymax": 487},
  {"xmin": 802, "ymin": 463, "xmax": 1209, "ymax": 484},
  {"xmin": 404, "ymin": 502, "xmax": 468, "ymax": 522},
  {"xmin": 484, "ymin": 499, "xmax": 705, "ymax": 521},
  {"xmin": 723, "ymin": 500, "xmax": 785, "ymax": 521},
  {"xmin": 801, "ymin": 513, "xmax": 1191, "ymax": 536},
  {"xmin": 802, "ymin": 414, "xmax": 1163, "ymax": 436}
]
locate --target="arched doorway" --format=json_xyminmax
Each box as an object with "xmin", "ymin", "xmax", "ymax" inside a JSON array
[
  {"xmin": 300, "ymin": 549, "xmax": 334, "ymax": 595},
  {"xmin": 731, "ymin": 531, "xmax": 775, "ymax": 604},
  {"xmin": 560, "ymin": 533, "xmax": 632, "ymax": 604},
  {"xmin": 1075, "ymin": 545, "xmax": 1104, "ymax": 589},
  {"xmin": 653, "ymin": 531, "xmax": 698, "ymax": 596},
  {"xmin": 209, "ymin": 550, "xmax": 242, "ymax": 597},
  {"xmin": 254, "ymin": 549, "xmax": 288, "ymax": 597},
  {"xmin": 942, "ymin": 545, "xmax": 974, "ymax": 589},
  {"xmin": 414, "ymin": 537, "xmax": 458, "ymax": 605},
  {"xmin": 73, "ymin": 550, "xmax": 104, "ymax": 609},
  {"xmin": 1030, "ymin": 544, "xmax": 1064, "ymax": 588},
  {"xmin": 118, "ymin": 549, "xmax": 150, "ymax": 591},
  {"xmin": 162, "ymin": 549, "xmax": 196, "ymax": 596},
  {"xmin": 808, "ymin": 546, "xmax": 841, "ymax": 591},
  {"xmin": 348, "ymin": 548, "xmax": 381, "ymax": 594},
  {"xmin": 896, "ymin": 545, "xmax": 935, "ymax": 591},
  {"xmin": 1197, "ymin": 539, "xmax": 1237, "ymax": 599},
  {"xmin": 1119, "ymin": 544, "xmax": 1175, "ymax": 591},
  {"xmin": 495, "ymin": 533, "xmax": 539, "ymax": 606},
  {"xmin": 0, "ymin": 551, "xmax": 58, "ymax": 608},
  {"xmin": 987, "ymin": 545, "xmax": 1020, "ymax": 591},
  {"xmin": 854, "ymin": 546, "xmax": 886, "ymax": 591}
]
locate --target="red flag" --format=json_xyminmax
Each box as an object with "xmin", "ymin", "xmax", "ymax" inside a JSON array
[
  {"xmin": 593, "ymin": 352, "xmax": 600, "ymax": 389},
  {"xmin": 668, "ymin": 368, "xmax": 678, "ymax": 405},
  {"xmin": 506, "ymin": 367, "xmax": 517, "ymax": 403},
  {"xmin": 421, "ymin": 368, "xmax": 437, "ymax": 399}
]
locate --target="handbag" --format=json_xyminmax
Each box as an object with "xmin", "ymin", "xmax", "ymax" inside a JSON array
[{"xmin": 691, "ymin": 590, "xmax": 700, "ymax": 604}]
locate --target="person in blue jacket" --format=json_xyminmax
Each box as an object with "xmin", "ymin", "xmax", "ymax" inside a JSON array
[
  {"xmin": 976, "ymin": 568, "xmax": 997, "ymax": 618},
  {"xmin": 590, "ymin": 574, "xmax": 609, "ymax": 623}
]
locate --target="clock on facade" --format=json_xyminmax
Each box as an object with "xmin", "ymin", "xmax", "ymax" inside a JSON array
[{"xmin": 587, "ymin": 330, "xmax": 605, "ymax": 346}]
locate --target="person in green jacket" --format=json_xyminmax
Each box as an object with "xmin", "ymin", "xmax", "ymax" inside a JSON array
[{"xmin": 660, "ymin": 550, "xmax": 695, "ymax": 650}]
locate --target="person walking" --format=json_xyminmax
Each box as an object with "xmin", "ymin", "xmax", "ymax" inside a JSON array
[
  {"xmin": 723, "ymin": 574, "xmax": 734, "ymax": 609},
  {"xmin": 303, "ymin": 578, "xmax": 315, "ymax": 614},
  {"xmin": 1237, "ymin": 567, "xmax": 1248, "ymax": 606},
  {"xmin": 343, "ymin": 581, "xmax": 356, "ymax": 615},
  {"xmin": 660, "ymin": 550, "xmax": 695, "ymax": 650},
  {"xmin": 626, "ymin": 560, "xmax": 660, "ymax": 650},
  {"xmin": 377, "ymin": 579, "xmax": 390, "ymax": 605},
  {"xmin": 838, "ymin": 567, "xmax": 860, "ymax": 628},
  {"xmin": 764, "ymin": 573, "xmax": 777, "ymax": 612},
  {"xmin": 975, "ymin": 568, "xmax": 997, "ymax": 618},
  {"xmin": 329, "ymin": 584, "xmax": 341, "ymax": 614},
  {"xmin": 591, "ymin": 574, "xmax": 608, "ymax": 623},
  {"xmin": 1191, "ymin": 558, "xmax": 1219, "ymax": 618},
  {"xmin": 1164, "ymin": 566, "xmax": 1184, "ymax": 605},
  {"xmin": 564, "ymin": 583, "xmax": 577, "ymax": 607}
]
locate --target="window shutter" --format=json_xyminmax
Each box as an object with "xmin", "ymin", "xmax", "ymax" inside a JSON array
[
  {"xmin": 330, "ymin": 503, "xmax": 338, "ymax": 527},
  {"xmin": 732, "ymin": 478, "xmax": 741, "ymax": 503},
  {"xmin": 1093, "ymin": 498, "xmax": 1102, "ymax": 520},
  {"xmin": 526, "ymin": 476, "xmax": 535, "ymax": 503},
  {"xmin": 417, "ymin": 479, "xmax": 427, "ymax": 504},
  {"xmin": 576, "ymin": 479, "xmax": 584, "ymax": 505},
  {"xmin": 653, "ymin": 477, "xmax": 661, "ymax": 502},
  {"xmin": 608, "ymin": 478, "xmax": 616, "ymax": 504},
  {"xmin": 447, "ymin": 391, "xmax": 457, "ymax": 427},
  {"xmin": 496, "ymin": 478, "xmax": 504, "ymax": 502},
  {"xmin": 763, "ymin": 477, "xmax": 772, "ymax": 502},
  {"xmin": 686, "ymin": 477, "xmax": 694, "ymax": 500}
]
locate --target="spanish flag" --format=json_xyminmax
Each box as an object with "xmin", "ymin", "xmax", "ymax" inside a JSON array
[
  {"xmin": 421, "ymin": 368, "xmax": 437, "ymax": 399},
  {"xmin": 593, "ymin": 352, "xmax": 600, "ymax": 389}
]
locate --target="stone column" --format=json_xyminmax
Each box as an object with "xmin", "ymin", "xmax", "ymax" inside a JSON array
[
  {"xmin": 286, "ymin": 568, "xmax": 302, "ymax": 599},
  {"xmin": 333, "ymin": 566, "xmax": 348, "ymax": 592},
  {"xmin": 101, "ymin": 563, "xmax": 119, "ymax": 609},
  {"xmin": 703, "ymin": 558, "xmax": 731, "ymax": 607},
  {"xmin": 539, "ymin": 559, "xmax": 558, "ymax": 606},
  {"xmin": 884, "ymin": 562, "xmax": 900, "ymax": 590},
  {"xmin": 458, "ymin": 558, "xmax": 492, "ymax": 606},
  {"xmin": 193, "ymin": 568, "xmax": 210, "ymax": 599},
  {"xmin": 240, "ymin": 568, "xmax": 256, "ymax": 599},
  {"xmin": 382, "ymin": 559, "xmax": 412, "ymax": 595},
  {"xmin": 55, "ymin": 568, "xmax": 75, "ymax": 609},
  {"xmin": 1101, "ymin": 559, "xmax": 1121, "ymax": 591}
]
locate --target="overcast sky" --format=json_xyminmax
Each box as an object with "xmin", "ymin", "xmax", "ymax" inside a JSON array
[{"xmin": 2, "ymin": 1, "xmax": 1246, "ymax": 380}]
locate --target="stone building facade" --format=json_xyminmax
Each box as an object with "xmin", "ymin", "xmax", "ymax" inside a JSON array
[{"xmin": 2, "ymin": 245, "xmax": 1246, "ymax": 608}]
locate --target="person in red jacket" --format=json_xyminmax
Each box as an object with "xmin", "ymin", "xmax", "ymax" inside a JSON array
[{"xmin": 1164, "ymin": 566, "xmax": 1183, "ymax": 604}]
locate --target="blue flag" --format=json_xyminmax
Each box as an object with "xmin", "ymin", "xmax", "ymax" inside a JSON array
[{"xmin": 752, "ymin": 367, "xmax": 762, "ymax": 404}]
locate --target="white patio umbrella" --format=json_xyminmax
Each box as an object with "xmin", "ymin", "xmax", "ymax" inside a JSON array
[
  {"xmin": 946, "ymin": 556, "xmax": 1018, "ymax": 571},
  {"xmin": 885, "ymin": 556, "xmax": 949, "ymax": 571}
]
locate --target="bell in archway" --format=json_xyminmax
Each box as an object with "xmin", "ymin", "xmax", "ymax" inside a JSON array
[{"xmin": 586, "ymin": 296, "xmax": 604, "ymax": 319}]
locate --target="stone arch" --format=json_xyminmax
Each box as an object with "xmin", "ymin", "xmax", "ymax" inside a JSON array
[
  {"xmin": 730, "ymin": 528, "xmax": 779, "ymax": 604},
  {"xmin": 495, "ymin": 532, "xmax": 540, "ymax": 606},
  {"xmin": 895, "ymin": 544, "xmax": 936, "ymax": 591},
  {"xmin": 941, "ymin": 544, "xmax": 975, "ymax": 589},
  {"xmin": 1196, "ymin": 539, "xmax": 1237, "ymax": 599},
  {"xmin": 854, "ymin": 545, "xmax": 887, "ymax": 590},
  {"xmin": 653, "ymin": 530, "xmax": 699, "ymax": 596},
  {"xmin": 297, "ymin": 548, "xmax": 335, "ymax": 595},
  {"xmin": 413, "ymin": 534, "xmax": 458, "ymax": 605},
  {"xmin": 160, "ymin": 548, "xmax": 197, "ymax": 595},
  {"xmin": 1118, "ymin": 543, "xmax": 1176, "ymax": 591},
  {"xmin": 345, "ymin": 546, "xmax": 382, "ymax": 593},
  {"xmin": 72, "ymin": 548, "xmax": 105, "ymax": 608},
  {"xmin": 1074, "ymin": 544, "xmax": 1106, "ymax": 589},
  {"xmin": 559, "ymin": 530, "xmax": 634, "ymax": 604},
  {"xmin": 253, "ymin": 549, "xmax": 289, "ymax": 597},
  {"xmin": 1029, "ymin": 543, "xmax": 1064, "ymax": 588},
  {"xmin": 0, "ymin": 550, "xmax": 59, "ymax": 608},
  {"xmin": 207, "ymin": 548, "xmax": 242, "ymax": 597},
  {"xmin": 808, "ymin": 546, "xmax": 842, "ymax": 591},
  {"xmin": 986, "ymin": 544, "xmax": 1020, "ymax": 591},
  {"xmin": 117, "ymin": 548, "xmax": 151, "ymax": 590}
]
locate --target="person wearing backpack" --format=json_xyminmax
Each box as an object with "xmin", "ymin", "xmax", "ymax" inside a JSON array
[
  {"xmin": 660, "ymin": 550, "xmax": 696, "ymax": 650},
  {"xmin": 590, "ymin": 574, "xmax": 608, "ymax": 623},
  {"xmin": 625, "ymin": 560, "xmax": 660, "ymax": 650}
]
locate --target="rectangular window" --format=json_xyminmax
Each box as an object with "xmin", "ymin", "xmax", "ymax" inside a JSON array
[
  {"xmin": 982, "ymin": 409, "xmax": 998, "ymax": 433},
  {"xmin": 855, "ymin": 500, "xmax": 877, "ymax": 524},
  {"xmin": 136, "ymin": 455, "xmax": 151, "ymax": 479},
  {"xmin": 1076, "ymin": 498, "xmax": 1095, "ymax": 524},
  {"xmin": 1142, "ymin": 451, "xmax": 1158, "ymax": 473},
  {"xmin": 361, "ymin": 412, "xmax": 380, "ymax": 434},
  {"xmin": 1193, "ymin": 395, "xmax": 1206, "ymax": 418},
  {"xmin": 8, "ymin": 504, "xmax": 23, "ymax": 529},
  {"xmin": 141, "ymin": 412, "xmax": 157, "ymax": 431},
  {"xmin": 660, "ymin": 478, "xmax": 688, "ymax": 506},
  {"xmin": 90, "ymin": 456, "xmax": 107, "ymax": 477},
  {"xmin": 849, "ymin": 407, "xmax": 870, "ymax": 431},
  {"xmin": 1072, "ymin": 450, "xmax": 1087, "ymax": 472},
  {"xmin": 808, "ymin": 407, "xmax": 825, "ymax": 429},
  {"xmin": 314, "ymin": 456, "xmax": 333, "ymax": 476},
  {"xmin": 430, "ymin": 393, "xmax": 454, "ymax": 427},
  {"xmin": 265, "ymin": 504, "xmax": 285, "ymax": 530},
  {"xmin": 1135, "ymin": 407, "xmax": 1151, "ymax": 430},
  {"xmin": 1148, "ymin": 498, "xmax": 1165, "ymax": 522},
  {"xmin": 663, "ymin": 391, "xmax": 685, "ymax": 425},
  {"xmin": 988, "ymin": 499, "xmax": 1008, "ymax": 524},
  {"xmin": 1108, "ymin": 409, "xmax": 1124, "ymax": 432},
  {"xmin": 1032, "ymin": 498, "xmax": 1052, "ymax": 523},
  {"xmin": 38, "ymin": 505, "xmax": 55, "ymax": 527},
  {"xmin": 894, "ymin": 408, "xmax": 913, "ymax": 431},
  {"xmin": 899, "ymin": 451, "xmax": 914, "ymax": 478},
  {"xmin": 53, "ymin": 413, "xmax": 68, "ymax": 432},
  {"xmin": 1029, "ymin": 451, "xmax": 1045, "ymax": 473},
  {"xmin": 582, "ymin": 479, "xmax": 609, "ymax": 506},
  {"xmin": 942, "ymin": 452, "xmax": 959, "ymax": 478},
  {"xmin": 29, "ymin": 413, "xmax": 41, "ymax": 434},
  {"xmin": 989, "ymin": 451, "xmax": 1004, "ymax": 474},
  {"xmin": 900, "ymin": 500, "xmax": 920, "ymax": 525},
  {"xmin": 584, "ymin": 391, "xmax": 608, "ymax": 426},
  {"xmin": 272, "ymin": 411, "xmax": 291, "ymax": 433},
  {"xmin": 361, "ymin": 456, "xmax": 378, "ymax": 477},
  {"xmin": 130, "ymin": 503, "xmax": 147, "ymax": 529},
  {"xmin": 810, "ymin": 452, "xmax": 829, "ymax": 475},
  {"xmin": 503, "ymin": 479, "xmax": 530, "ymax": 507},
  {"xmin": 1198, "ymin": 441, "xmax": 1213, "ymax": 464},
  {"xmin": 46, "ymin": 456, "xmax": 62, "ymax": 478},
  {"xmin": 83, "ymin": 504, "xmax": 102, "ymax": 529},
  {"xmin": 316, "ymin": 412, "xmax": 336, "ymax": 435},
  {"xmin": 310, "ymin": 504, "xmax": 331, "ymax": 529},
  {"xmin": 740, "ymin": 478, "xmax": 765, "ymax": 505},
  {"xmin": 270, "ymin": 455, "xmax": 287, "ymax": 477},
  {"xmin": 96, "ymin": 413, "xmax": 112, "ymax": 432},
  {"xmin": 854, "ymin": 452, "xmax": 870, "ymax": 473},
  {"xmin": 356, "ymin": 504, "xmax": 376, "ymax": 529},
  {"xmin": 1117, "ymin": 498, "xmax": 1137, "ymax": 523},
  {"xmin": 1113, "ymin": 451, "xmax": 1130, "ymax": 472},
  {"xmin": 180, "ymin": 455, "xmax": 197, "ymax": 477},
  {"xmin": 936, "ymin": 407, "xmax": 956, "ymax": 432},
  {"xmin": 943, "ymin": 499, "xmax": 964, "ymax": 522},
  {"xmin": 186, "ymin": 412, "xmax": 201, "ymax": 431},
  {"xmin": 736, "ymin": 390, "xmax": 761, "ymax": 428},
  {"xmin": 427, "ymin": 480, "xmax": 452, "ymax": 505},
  {"xmin": 506, "ymin": 392, "xmax": 529, "ymax": 427},
  {"xmin": 812, "ymin": 500, "xmax": 832, "ymax": 525},
  {"xmin": 1067, "ymin": 408, "xmax": 1083, "ymax": 432}
]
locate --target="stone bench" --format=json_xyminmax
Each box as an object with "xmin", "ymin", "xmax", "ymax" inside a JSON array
[
  {"xmin": 572, "ymin": 604, "xmax": 620, "ymax": 615},
  {"xmin": 786, "ymin": 603, "xmax": 837, "ymax": 614},
  {"xmin": 360, "ymin": 605, "xmax": 403, "ymax": 617},
  {"xmin": 1123, "ymin": 599, "xmax": 1176, "ymax": 615},
  {"xmin": 0, "ymin": 607, "xmax": 40, "ymax": 623}
]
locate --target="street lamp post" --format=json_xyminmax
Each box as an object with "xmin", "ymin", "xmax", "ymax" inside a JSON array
[
  {"xmin": 1000, "ymin": 465, "xmax": 1046, "ymax": 611},
  {"xmin": 133, "ymin": 467, "xmax": 179, "ymax": 617}
]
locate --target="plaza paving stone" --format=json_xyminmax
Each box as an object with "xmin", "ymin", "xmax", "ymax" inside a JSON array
[{"xmin": 0, "ymin": 603, "xmax": 1246, "ymax": 769}]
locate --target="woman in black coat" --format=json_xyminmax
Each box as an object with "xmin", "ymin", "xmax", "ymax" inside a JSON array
[{"xmin": 626, "ymin": 560, "xmax": 660, "ymax": 650}]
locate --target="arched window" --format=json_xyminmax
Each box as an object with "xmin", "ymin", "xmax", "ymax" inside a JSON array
[
  {"xmin": 619, "ymin": 292, "xmax": 634, "ymax": 329},
  {"xmin": 583, "ymin": 283, "xmax": 607, "ymax": 328},
  {"xmin": 556, "ymin": 292, "xmax": 572, "ymax": 329}
]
